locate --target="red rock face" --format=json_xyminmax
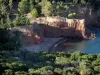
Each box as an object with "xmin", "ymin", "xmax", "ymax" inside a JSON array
[
  {"xmin": 10, "ymin": 17, "xmax": 95, "ymax": 45},
  {"xmin": 44, "ymin": 19, "xmax": 95, "ymax": 39}
]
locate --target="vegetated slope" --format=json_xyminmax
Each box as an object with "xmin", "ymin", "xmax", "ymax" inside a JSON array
[{"xmin": 0, "ymin": 51, "xmax": 100, "ymax": 75}]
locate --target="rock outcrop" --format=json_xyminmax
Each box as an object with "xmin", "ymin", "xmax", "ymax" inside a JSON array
[
  {"xmin": 10, "ymin": 16, "xmax": 95, "ymax": 45},
  {"xmin": 44, "ymin": 17, "xmax": 95, "ymax": 39}
]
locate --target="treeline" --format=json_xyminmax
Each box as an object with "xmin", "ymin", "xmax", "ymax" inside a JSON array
[{"xmin": 0, "ymin": 51, "xmax": 100, "ymax": 75}]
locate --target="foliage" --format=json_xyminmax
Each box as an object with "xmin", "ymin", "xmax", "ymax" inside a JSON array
[
  {"xmin": 54, "ymin": 68, "xmax": 62, "ymax": 74},
  {"xmin": 31, "ymin": 8, "xmax": 39, "ymax": 18},
  {"xmin": 13, "ymin": 14, "xmax": 30, "ymax": 26},
  {"xmin": 29, "ymin": 66, "xmax": 53, "ymax": 75},
  {"xmin": 15, "ymin": 71, "xmax": 28, "ymax": 75},
  {"xmin": 68, "ymin": 13, "xmax": 76, "ymax": 17},
  {"xmin": 79, "ymin": 61, "xmax": 93, "ymax": 75},
  {"xmin": 3, "ymin": 69, "xmax": 14, "ymax": 75},
  {"xmin": 0, "ymin": 0, "xmax": 13, "ymax": 17},
  {"xmin": 42, "ymin": 0, "xmax": 53, "ymax": 16},
  {"xmin": 55, "ymin": 56, "xmax": 71, "ymax": 64},
  {"xmin": 0, "ymin": 0, "xmax": 13, "ymax": 28},
  {"xmin": 18, "ymin": 0, "xmax": 29, "ymax": 14},
  {"xmin": 5, "ymin": 62, "xmax": 27, "ymax": 71},
  {"xmin": 5, "ymin": 15, "xmax": 12, "ymax": 28},
  {"xmin": 29, "ymin": 0, "xmax": 41, "ymax": 11},
  {"xmin": 0, "ymin": 51, "xmax": 100, "ymax": 75}
]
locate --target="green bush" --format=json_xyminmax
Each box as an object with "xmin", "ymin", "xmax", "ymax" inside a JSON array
[
  {"xmin": 62, "ymin": 68, "xmax": 78, "ymax": 75},
  {"xmin": 92, "ymin": 59, "xmax": 100, "ymax": 66},
  {"xmin": 18, "ymin": 0, "xmax": 29, "ymax": 14},
  {"xmin": 70, "ymin": 52, "xmax": 85, "ymax": 60},
  {"xmin": 15, "ymin": 71, "xmax": 28, "ymax": 75},
  {"xmin": 55, "ymin": 56, "xmax": 71, "ymax": 64},
  {"xmin": 19, "ymin": 15, "xmax": 30, "ymax": 25},
  {"xmin": 13, "ymin": 14, "xmax": 30, "ymax": 26},
  {"xmin": 3, "ymin": 69, "xmax": 14, "ymax": 75},
  {"xmin": 68, "ymin": 13, "xmax": 76, "ymax": 17},
  {"xmin": 42, "ymin": 0, "xmax": 52, "ymax": 16},
  {"xmin": 29, "ymin": 66, "xmax": 53, "ymax": 75},
  {"xmin": 6, "ymin": 62, "xmax": 27, "ymax": 71},
  {"xmin": 79, "ymin": 61, "xmax": 93, "ymax": 75},
  {"xmin": 54, "ymin": 68, "xmax": 62, "ymax": 74},
  {"xmin": 31, "ymin": 8, "xmax": 39, "ymax": 18},
  {"xmin": 5, "ymin": 16, "xmax": 12, "ymax": 28},
  {"xmin": 94, "ymin": 66, "xmax": 100, "ymax": 73}
]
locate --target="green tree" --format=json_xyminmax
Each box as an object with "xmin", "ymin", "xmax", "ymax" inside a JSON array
[
  {"xmin": 42, "ymin": 0, "xmax": 52, "ymax": 16},
  {"xmin": 79, "ymin": 61, "xmax": 93, "ymax": 75},
  {"xmin": 18, "ymin": 0, "xmax": 29, "ymax": 14},
  {"xmin": 29, "ymin": 0, "xmax": 35, "ymax": 11},
  {"xmin": 54, "ymin": 68, "xmax": 62, "ymax": 74},
  {"xmin": 4, "ymin": 69, "xmax": 14, "ymax": 75},
  {"xmin": 29, "ymin": 0, "xmax": 41, "ymax": 11},
  {"xmin": 31, "ymin": 8, "xmax": 39, "ymax": 18},
  {"xmin": 0, "ymin": 0, "xmax": 13, "ymax": 28},
  {"xmin": 5, "ymin": 15, "xmax": 12, "ymax": 28},
  {"xmin": 0, "ymin": 0, "xmax": 12, "ymax": 17}
]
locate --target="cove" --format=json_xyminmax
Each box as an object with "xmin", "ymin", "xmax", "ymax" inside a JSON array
[{"xmin": 51, "ymin": 28, "xmax": 100, "ymax": 54}]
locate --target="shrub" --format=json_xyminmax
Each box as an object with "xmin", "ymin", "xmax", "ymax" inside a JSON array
[
  {"xmin": 62, "ymin": 68, "xmax": 78, "ymax": 75},
  {"xmin": 18, "ymin": 0, "xmax": 29, "ymax": 14},
  {"xmin": 79, "ymin": 61, "xmax": 93, "ymax": 75},
  {"xmin": 5, "ymin": 16, "xmax": 12, "ymax": 28},
  {"xmin": 15, "ymin": 71, "xmax": 28, "ymax": 75},
  {"xmin": 29, "ymin": 66, "xmax": 53, "ymax": 75},
  {"xmin": 42, "ymin": 0, "xmax": 52, "ymax": 16},
  {"xmin": 6, "ymin": 62, "xmax": 27, "ymax": 71},
  {"xmin": 68, "ymin": 13, "xmax": 76, "ymax": 17},
  {"xmin": 81, "ymin": 54, "xmax": 94, "ymax": 61},
  {"xmin": 94, "ymin": 66, "xmax": 100, "ymax": 73},
  {"xmin": 31, "ymin": 8, "xmax": 39, "ymax": 18},
  {"xmin": 70, "ymin": 52, "xmax": 85, "ymax": 60},
  {"xmin": 55, "ymin": 56, "xmax": 71, "ymax": 64},
  {"xmin": 13, "ymin": 14, "xmax": 30, "ymax": 26},
  {"xmin": 3, "ymin": 69, "xmax": 14, "ymax": 75},
  {"xmin": 54, "ymin": 68, "xmax": 62, "ymax": 74},
  {"xmin": 38, "ymin": 66, "xmax": 53, "ymax": 75},
  {"xmin": 19, "ymin": 15, "xmax": 30, "ymax": 25},
  {"xmin": 13, "ymin": 14, "xmax": 20, "ymax": 26},
  {"xmin": 92, "ymin": 59, "xmax": 100, "ymax": 66}
]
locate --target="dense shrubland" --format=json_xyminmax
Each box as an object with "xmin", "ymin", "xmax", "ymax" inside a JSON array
[{"xmin": 0, "ymin": 51, "xmax": 100, "ymax": 75}]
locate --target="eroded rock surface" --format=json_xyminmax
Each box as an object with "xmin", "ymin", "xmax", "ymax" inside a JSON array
[
  {"xmin": 10, "ymin": 16, "xmax": 95, "ymax": 45},
  {"xmin": 44, "ymin": 17, "xmax": 95, "ymax": 39}
]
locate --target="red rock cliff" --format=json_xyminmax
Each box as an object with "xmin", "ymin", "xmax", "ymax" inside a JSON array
[{"xmin": 44, "ymin": 18, "xmax": 95, "ymax": 39}]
